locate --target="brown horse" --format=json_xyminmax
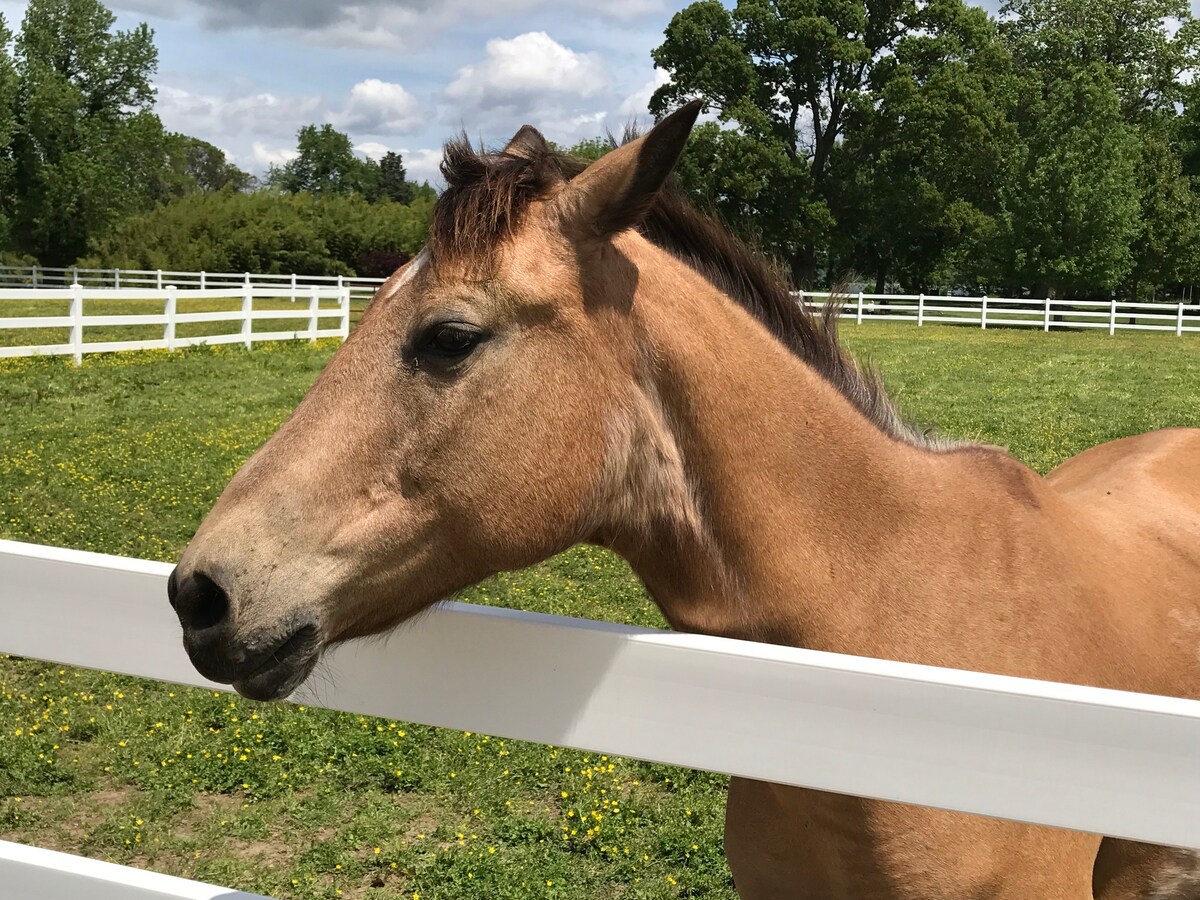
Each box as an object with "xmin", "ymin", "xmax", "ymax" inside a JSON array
[{"xmin": 168, "ymin": 102, "xmax": 1200, "ymax": 899}]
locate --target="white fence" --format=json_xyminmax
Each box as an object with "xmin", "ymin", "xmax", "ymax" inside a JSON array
[
  {"xmin": 1, "ymin": 539, "xmax": 1199, "ymax": 896},
  {"xmin": 800, "ymin": 290, "xmax": 1200, "ymax": 334},
  {"xmin": 0, "ymin": 285, "xmax": 351, "ymax": 363},
  {"xmin": 0, "ymin": 264, "xmax": 386, "ymax": 304}
]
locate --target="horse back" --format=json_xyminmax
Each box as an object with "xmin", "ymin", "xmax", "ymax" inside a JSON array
[{"xmin": 1045, "ymin": 427, "xmax": 1200, "ymax": 700}]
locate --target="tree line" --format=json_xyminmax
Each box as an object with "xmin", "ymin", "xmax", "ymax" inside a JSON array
[
  {"xmin": 4, "ymin": 0, "xmax": 1199, "ymax": 297},
  {"xmin": 651, "ymin": 0, "xmax": 1200, "ymax": 300},
  {"xmin": 0, "ymin": 0, "xmax": 431, "ymax": 275}
]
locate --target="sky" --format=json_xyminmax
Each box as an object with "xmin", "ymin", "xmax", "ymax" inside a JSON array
[{"xmin": 0, "ymin": 0, "xmax": 1193, "ymax": 184}]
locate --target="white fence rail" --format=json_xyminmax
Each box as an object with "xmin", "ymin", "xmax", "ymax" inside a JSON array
[
  {"xmin": 0, "ymin": 839, "xmax": 271, "ymax": 899},
  {"xmin": 1, "ymin": 538, "xmax": 1199, "ymax": 898},
  {"xmin": 0, "ymin": 285, "xmax": 351, "ymax": 363},
  {"xmin": 0, "ymin": 264, "xmax": 385, "ymax": 304},
  {"xmin": 799, "ymin": 290, "xmax": 1200, "ymax": 334}
]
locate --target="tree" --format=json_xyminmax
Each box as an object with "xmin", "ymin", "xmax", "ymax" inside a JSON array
[
  {"xmin": 832, "ymin": 0, "xmax": 1019, "ymax": 291},
  {"xmin": 998, "ymin": 0, "xmax": 1193, "ymax": 296},
  {"xmin": 267, "ymin": 124, "xmax": 380, "ymax": 197},
  {"xmin": 1126, "ymin": 133, "xmax": 1200, "ymax": 298},
  {"xmin": 1003, "ymin": 64, "xmax": 1139, "ymax": 297},
  {"xmin": 377, "ymin": 150, "xmax": 415, "ymax": 204},
  {"xmin": 170, "ymin": 134, "xmax": 254, "ymax": 193},
  {"xmin": 7, "ymin": 0, "xmax": 164, "ymax": 265},
  {"xmin": 999, "ymin": 0, "xmax": 1200, "ymax": 127},
  {"xmin": 651, "ymin": 0, "xmax": 923, "ymax": 282},
  {"xmin": 0, "ymin": 14, "xmax": 18, "ymax": 249},
  {"xmin": 562, "ymin": 136, "xmax": 612, "ymax": 162}
]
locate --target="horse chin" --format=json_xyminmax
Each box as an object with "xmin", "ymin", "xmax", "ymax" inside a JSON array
[{"xmin": 228, "ymin": 627, "xmax": 323, "ymax": 701}]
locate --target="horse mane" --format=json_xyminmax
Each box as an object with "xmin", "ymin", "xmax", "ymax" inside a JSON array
[{"xmin": 430, "ymin": 132, "xmax": 938, "ymax": 449}]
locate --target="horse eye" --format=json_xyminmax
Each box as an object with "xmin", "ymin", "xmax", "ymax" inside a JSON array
[{"xmin": 420, "ymin": 323, "xmax": 484, "ymax": 359}]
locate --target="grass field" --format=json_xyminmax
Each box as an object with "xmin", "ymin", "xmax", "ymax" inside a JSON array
[{"xmin": 1, "ymin": 324, "xmax": 1198, "ymax": 899}]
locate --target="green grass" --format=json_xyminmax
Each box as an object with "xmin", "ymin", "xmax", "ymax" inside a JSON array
[{"xmin": 1, "ymin": 324, "xmax": 1198, "ymax": 899}]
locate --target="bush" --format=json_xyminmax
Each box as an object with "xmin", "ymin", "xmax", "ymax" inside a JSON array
[{"xmin": 80, "ymin": 189, "xmax": 434, "ymax": 277}]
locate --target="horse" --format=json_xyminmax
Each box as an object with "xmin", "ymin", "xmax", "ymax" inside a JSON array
[{"xmin": 167, "ymin": 102, "xmax": 1200, "ymax": 899}]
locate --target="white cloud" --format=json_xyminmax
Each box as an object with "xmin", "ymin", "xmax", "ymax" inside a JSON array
[
  {"xmin": 334, "ymin": 79, "xmax": 422, "ymax": 133},
  {"xmin": 252, "ymin": 142, "xmax": 298, "ymax": 168},
  {"xmin": 618, "ymin": 67, "xmax": 670, "ymax": 117},
  {"xmin": 402, "ymin": 148, "xmax": 445, "ymax": 185},
  {"xmin": 354, "ymin": 141, "xmax": 392, "ymax": 161},
  {"xmin": 445, "ymin": 32, "xmax": 608, "ymax": 107},
  {"xmin": 111, "ymin": 0, "xmax": 664, "ymax": 48},
  {"xmin": 154, "ymin": 80, "xmax": 429, "ymax": 172},
  {"xmin": 155, "ymin": 84, "xmax": 323, "ymax": 148}
]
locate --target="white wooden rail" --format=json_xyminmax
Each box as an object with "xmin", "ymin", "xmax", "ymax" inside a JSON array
[
  {"xmin": 0, "ymin": 264, "xmax": 385, "ymax": 304},
  {"xmin": 797, "ymin": 291, "xmax": 1200, "ymax": 334},
  {"xmin": 0, "ymin": 839, "xmax": 271, "ymax": 899},
  {"xmin": 0, "ymin": 285, "xmax": 351, "ymax": 363},
  {"xmin": 2, "ymin": 538, "xmax": 1200, "ymax": 855}
]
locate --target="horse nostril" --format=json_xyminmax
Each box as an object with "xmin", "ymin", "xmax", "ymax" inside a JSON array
[{"xmin": 170, "ymin": 570, "xmax": 230, "ymax": 633}]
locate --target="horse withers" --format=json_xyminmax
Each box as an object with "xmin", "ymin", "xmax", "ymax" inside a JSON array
[{"xmin": 169, "ymin": 102, "xmax": 1200, "ymax": 899}]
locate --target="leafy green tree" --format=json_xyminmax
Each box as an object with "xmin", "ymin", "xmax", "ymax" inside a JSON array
[
  {"xmin": 1126, "ymin": 133, "xmax": 1200, "ymax": 298},
  {"xmin": 998, "ymin": 0, "xmax": 1194, "ymax": 296},
  {"xmin": 1004, "ymin": 64, "xmax": 1139, "ymax": 296},
  {"xmin": 8, "ymin": 0, "xmax": 163, "ymax": 265},
  {"xmin": 267, "ymin": 124, "xmax": 380, "ymax": 198},
  {"xmin": 651, "ymin": 0, "xmax": 923, "ymax": 282},
  {"xmin": 377, "ymin": 150, "xmax": 415, "ymax": 204},
  {"xmin": 562, "ymin": 136, "xmax": 612, "ymax": 162},
  {"xmin": 833, "ymin": 0, "xmax": 1019, "ymax": 291},
  {"xmin": 0, "ymin": 14, "xmax": 18, "ymax": 249},
  {"xmin": 169, "ymin": 134, "xmax": 254, "ymax": 193},
  {"xmin": 1000, "ymin": 0, "xmax": 1200, "ymax": 126}
]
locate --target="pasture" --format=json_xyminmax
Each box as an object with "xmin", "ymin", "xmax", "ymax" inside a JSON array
[{"xmin": 1, "ymin": 324, "xmax": 1198, "ymax": 899}]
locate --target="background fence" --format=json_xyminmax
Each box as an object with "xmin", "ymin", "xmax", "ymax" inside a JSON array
[
  {"xmin": 0, "ymin": 264, "xmax": 385, "ymax": 305},
  {"xmin": 1, "ymin": 538, "xmax": 1199, "ymax": 895},
  {"xmin": 0, "ymin": 284, "xmax": 351, "ymax": 363},
  {"xmin": 801, "ymin": 290, "xmax": 1200, "ymax": 334},
  {"xmin": 3, "ymin": 272, "xmax": 1200, "ymax": 369}
]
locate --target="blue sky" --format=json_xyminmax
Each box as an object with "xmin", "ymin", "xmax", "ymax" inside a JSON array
[{"xmin": 0, "ymin": 0, "xmax": 1191, "ymax": 183}]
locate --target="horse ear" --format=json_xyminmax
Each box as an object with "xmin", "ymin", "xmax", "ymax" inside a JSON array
[
  {"xmin": 504, "ymin": 124, "xmax": 550, "ymax": 160},
  {"xmin": 555, "ymin": 100, "xmax": 702, "ymax": 239}
]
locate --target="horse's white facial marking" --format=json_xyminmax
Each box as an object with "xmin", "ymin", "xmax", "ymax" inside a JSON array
[{"xmin": 397, "ymin": 249, "xmax": 428, "ymax": 288}]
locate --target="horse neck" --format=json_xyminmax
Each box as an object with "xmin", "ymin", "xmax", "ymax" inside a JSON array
[{"xmin": 594, "ymin": 236, "xmax": 967, "ymax": 652}]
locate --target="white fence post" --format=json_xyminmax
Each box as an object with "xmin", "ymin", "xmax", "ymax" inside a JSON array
[
  {"xmin": 69, "ymin": 283, "xmax": 83, "ymax": 365},
  {"xmin": 856, "ymin": 291, "xmax": 864, "ymax": 325},
  {"xmin": 339, "ymin": 284, "xmax": 351, "ymax": 339},
  {"xmin": 797, "ymin": 289, "xmax": 805, "ymax": 311},
  {"xmin": 291, "ymin": 272, "xmax": 298, "ymax": 304},
  {"xmin": 164, "ymin": 285, "xmax": 177, "ymax": 352},
  {"xmin": 1044, "ymin": 298, "xmax": 1051, "ymax": 332},
  {"xmin": 241, "ymin": 285, "xmax": 253, "ymax": 349},
  {"xmin": 31, "ymin": 264, "xmax": 39, "ymax": 288},
  {"xmin": 113, "ymin": 268, "xmax": 120, "ymax": 289},
  {"xmin": 307, "ymin": 286, "xmax": 320, "ymax": 342},
  {"xmin": 1109, "ymin": 297, "xmax": 1117, "ymax": 335},
  {"xmin": 1179, "ymin": 302, "xmax": 1186, "ymax": 336},
  {"xmin": 244, "ymin": 271, "xmax": 251, "ymax": 288},
  {"xmin": 70, "ymin": 266, "xmax": 78, "ymax": 286},
  {"xmin": 156, "ymin": 269, "xmax": 163, "ymax": 290},
  {"xmin": 199, "ymin": 270, "xmax": 207, "ymax": 290},
  {"xmin": 918, "ymin": 292, "xmax": 925, "ymax": 326},
  {"xmin": 981, "ymin": 295, "xmax": 988, "ymax": 330}
]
